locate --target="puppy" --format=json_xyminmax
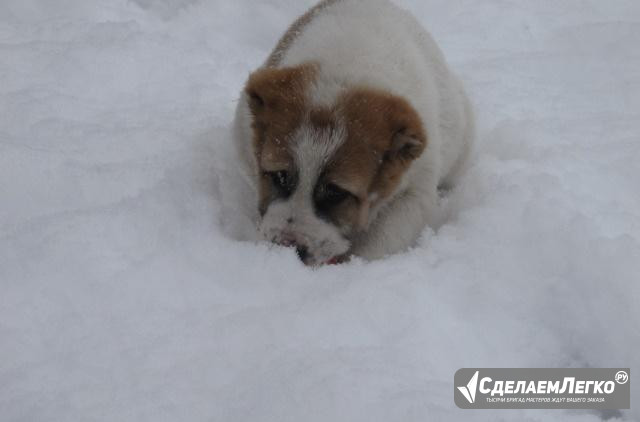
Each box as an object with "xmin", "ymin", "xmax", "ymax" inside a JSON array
[{"xmin": 233, "ymin": 0, "xmax": 474, "ymax": 266}]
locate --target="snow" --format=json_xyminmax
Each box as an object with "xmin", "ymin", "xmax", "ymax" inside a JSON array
[{"xmin": 1, "ymin": 0, "xmax": 639, "ymax": 421}]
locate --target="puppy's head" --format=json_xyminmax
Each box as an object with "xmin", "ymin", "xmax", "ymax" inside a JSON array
[{"xmin": 245, "ymin": 64, "xmax": 427, "ymax": 266}]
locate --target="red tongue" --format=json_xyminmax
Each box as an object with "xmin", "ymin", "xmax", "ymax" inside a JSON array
[{"xmin": 326, "ymin": 257, "xmax": 340, "ymax": 265}]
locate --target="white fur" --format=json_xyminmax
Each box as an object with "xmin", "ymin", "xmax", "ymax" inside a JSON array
[{"xmin": 234, "ymin": 0, "xmax": 474, "ymax": 262}]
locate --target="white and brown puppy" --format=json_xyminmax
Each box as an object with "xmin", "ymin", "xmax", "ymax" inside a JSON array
[{"xmin": 234, "ymin": 0, "xmax": 474, "ymax": 266}]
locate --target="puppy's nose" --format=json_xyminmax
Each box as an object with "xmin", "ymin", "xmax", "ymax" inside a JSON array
[
  {"xmin": 295, "ymin": 245, "xmax": 309, "ymax": 262},
  {"xmin": 274, "ymin": 237, "xmax": 311, "ymax": 263}
]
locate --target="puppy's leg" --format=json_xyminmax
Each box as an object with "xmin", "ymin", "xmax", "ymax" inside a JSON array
[{"xmin": 351, "ymin": 188, "xmax": 440, "ymax": 260}]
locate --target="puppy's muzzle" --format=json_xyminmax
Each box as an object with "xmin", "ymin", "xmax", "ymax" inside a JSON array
[{"xmin": 275, "ymin": 236, "xmax": 310, "ymax": 263}]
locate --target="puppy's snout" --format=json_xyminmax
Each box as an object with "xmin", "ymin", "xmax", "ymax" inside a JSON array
[
  {"xmin": 277, "ymin": 238, "xmax": 295, "ymax": 248},
  {"xmin": 295, "ymin": 246, "xmax": 309, "ymax": 262},
  {"xmin": 274, "ymin": 236, "xmax": 311, "ymax": 263}
]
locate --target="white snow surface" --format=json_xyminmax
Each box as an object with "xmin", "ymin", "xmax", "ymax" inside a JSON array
[{"xmin": 1, "ymin": 1, "xmax": 639, "ymax": 421}]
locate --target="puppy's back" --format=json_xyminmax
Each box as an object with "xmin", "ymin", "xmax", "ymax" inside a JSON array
[{"xmin": 264, "ymin": 0, "xmax": 472, "ymax": 187}]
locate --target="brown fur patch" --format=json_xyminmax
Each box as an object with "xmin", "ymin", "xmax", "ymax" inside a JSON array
[
  {"xmin": 245, "ymin": 63, "xmax": 317, "ymax": 213},
  {"xmin": 323, "ymin": 88, "xmax": 428, "ymax": 231}
]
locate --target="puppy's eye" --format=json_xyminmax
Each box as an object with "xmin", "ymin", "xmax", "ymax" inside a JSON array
[
  {"xmin": 268, "ymin": 170, "xmax": 293, "ymax": 197},
  {"xmin": 271, "ymin": 170, "xmax": 289, "ymax": 189},
  {"xmin": 316, "ymin": 183, "xmax": 351, "ymax": 211},
  {"xmin": 324, "ymin": 184, "xmax": 349, "ymax": 203}
]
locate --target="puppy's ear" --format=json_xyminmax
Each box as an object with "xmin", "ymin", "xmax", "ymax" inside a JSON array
[
  {"xmin": 369, "ymin": 104, "xmax": 427, "ymax": 199},
  {"xmin": 245, "ymin": 64, "xmax": 316, "ymax": 119},
  {"xmin": 384, "ymin": 100, "xmax": 427, "ymax": 164},
  {"xmin": 246, "ymin": 87, "xmax": 265, "ymax": 112},
  {"xmin": 388, "ymin": 128, "xmax": 426, "ymax": 163},
  {"xmin": 245, "ymin": 70, "xmax": 269, "ymax": 118}
]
